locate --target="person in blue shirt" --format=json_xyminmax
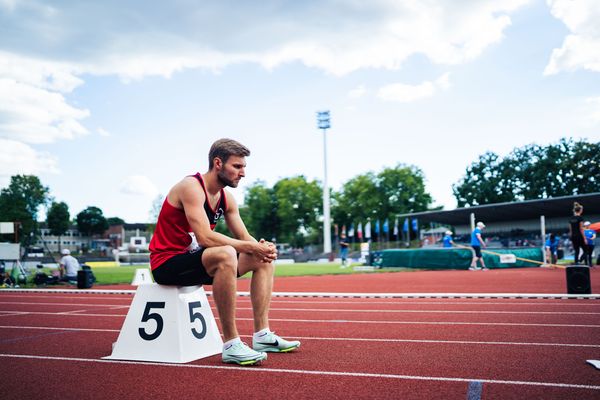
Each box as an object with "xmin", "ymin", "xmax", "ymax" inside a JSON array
[
  {"xmin": 339, "ymin": 232, "xmax": 349, "ymax": 267},
  {"xmin": 545, "ymin": 233, "xmax": 560, "ymax": 265},
  {"xmin": 442, "ymin": 231, "xmax": 454, "ymax": 248},
  {"xmin": 583, "ymin": 221, "xmax": 596, "ymax": 267},
  {"xmin": 469, "ymin": 222, "xmax": 488, "ymax": 271}
]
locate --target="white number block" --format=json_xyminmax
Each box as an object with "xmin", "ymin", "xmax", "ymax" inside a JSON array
[
  {"xmin": 131, "ymin": 268, "xmax": 153, "ymax": 286},
  {"xmin": 104, "ymin": 284, "xmax": 223, "ymax": 363}
]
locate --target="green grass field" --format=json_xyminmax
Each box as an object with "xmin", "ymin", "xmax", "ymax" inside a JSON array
[
  {"xmin": 7, "ymin": 263, "xmax": 417, "ymax": 287},
  {"xmin": 92, "ymin": 263, "xmax": 417, "ymax": 284}
]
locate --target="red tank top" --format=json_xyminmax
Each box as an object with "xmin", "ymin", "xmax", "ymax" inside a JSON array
[{"xmin": 149, "ymin": 173, "xmax": 227, "ymax": 270}]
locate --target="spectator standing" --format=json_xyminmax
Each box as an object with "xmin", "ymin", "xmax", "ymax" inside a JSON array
[
  {"xmin": 583, "ymin": 221, "xmax": 596, "ymax": 267},
  {"xmin": 339, "ymin": 232, "xmax": 349, "ymax": 267},
  {"xmin": 442, "ymin": 231, "xmax": 454, "ymax": 248},
  {"xmin": 568, "ymin": 202, "xmax": 586, "ymax": 264}
]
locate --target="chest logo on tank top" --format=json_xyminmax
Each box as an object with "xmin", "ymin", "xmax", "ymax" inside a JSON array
[{"xmin": 213, "ymin": 207, "xmax": 224, "ymax": 223}]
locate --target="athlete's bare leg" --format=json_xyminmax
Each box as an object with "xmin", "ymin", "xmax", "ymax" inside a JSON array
[
  {"xmin": 202, "ymin": 246, "xmax": 239, "ymax": 341},
  {"xmin": 238, "ymin": 253, "xmax": 274, "ymax": 332}
]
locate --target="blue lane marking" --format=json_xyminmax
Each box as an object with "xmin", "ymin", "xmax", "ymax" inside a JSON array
[{"xmin": 467, "ymin": 381, "xmax": 483, "ymax": 400}]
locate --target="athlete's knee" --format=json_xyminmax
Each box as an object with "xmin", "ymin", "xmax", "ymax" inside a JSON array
[
  {"xmin": 214, "ymin": 246, "xmax": 238, "ymax": 272},
  {"xmin": 256, "ymin": 259, "xmax": 275, "ymax": 275}
]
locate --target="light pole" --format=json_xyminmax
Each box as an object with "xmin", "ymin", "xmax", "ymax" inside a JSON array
[{"xmin": 316, "ymin": 110, "xmax": 332, "ymax": 254}]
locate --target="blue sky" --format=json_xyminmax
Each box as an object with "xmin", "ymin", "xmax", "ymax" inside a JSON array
[{"xmin": 1, "ymin": 0, "xmax": 599, "ymax": 223}]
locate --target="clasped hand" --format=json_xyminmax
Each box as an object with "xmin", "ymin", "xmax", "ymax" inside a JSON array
[{"xmin": 255, "ymin": 238, "xmax": 278, "ymax": 263}]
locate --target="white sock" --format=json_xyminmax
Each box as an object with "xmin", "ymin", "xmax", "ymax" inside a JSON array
[
  {"xmin": 223, "ymin": 337, "xmax": 241, "ymax": 350},
  {"xmin": 253, "ymin": 328, "xmax": 271, "ymax": 339}
]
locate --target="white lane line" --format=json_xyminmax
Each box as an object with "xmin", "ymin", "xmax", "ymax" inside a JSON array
[
  {"xmin": 0, "ymin": 302, "xmax": 129, "ymax": 307},
  {"xmin": 2, "ymin": 289, "xmax": 599, "ymax": 299},
  {"xmin": 2, "ymin": 302, "xmax": 597, "ymax": 316},
  {"xmin": 2, "ymin": 325, "xmax": 598, "ymax": 348},
  {"xmin": 56, "ymin": 310, "xmax": 90, "ymax": 315},
  {"xmin": 3, "ymin": 295, "xmax": 600, "ymax": 307},
  {"xmin": 1, "ymin": 353, "xmax": 598, "ymax": 391},
  {"xmin": 0, "ymin": 312, "xmax": 29, "ymax": 317},
  {"xmin": 239, "ymin": 299, "xmax": 600, "ymax": 307},
  {"xmin": 0, "ymin": 312, "xmax": 599, "ymax": 328},
  {"xmin": 0, "ymin": 326, "xmax": 119, "ymax": 333}
]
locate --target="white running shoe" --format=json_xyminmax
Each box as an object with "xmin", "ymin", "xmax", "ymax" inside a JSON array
[
  {"xmin": 468, "ymin": 266, "xmax": 481, "ymax": 271},
  {"xmin": 253, "ymin": 331, "xmax": 301, "ymax": 353},
  {"xmin": 222, "ymin": 341, "xmax": 267, "ymax": 365}
]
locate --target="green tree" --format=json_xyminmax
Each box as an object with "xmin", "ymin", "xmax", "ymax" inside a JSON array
[
  {"xmin": 273, "ymin": 176, "xmax": 322, "ymax": 247},
  {"xmin": 107, "ymin": 217, "xmax": 125, "ymax": 226},
  {"xmin": 0, "ymin": 175, "xmax": 50, "ymax": 246},
  {"xmin": 46, "ymin": 201, "xmax": 70, "ymax": 253},
  {"xmin": 332, "ymin": 165, "xmax": 432, "ymax": 228},
  {"xmin": 452, "ymin": 152, "xmax": 519, "ymax": 207},
  {"xmin": 76, "ymin": 206, "xmax": 109, "ymax": 249},
  {"xmin": 241, "ymin": 181, "xmax": 277, "ymax": 241},
  {"xmin": 453, "ymin": 138, "xmax": 600, "ymax": 206},
  {"xmin": 518, "ymin": 138, "xmax": 600, "ymax": 198}
]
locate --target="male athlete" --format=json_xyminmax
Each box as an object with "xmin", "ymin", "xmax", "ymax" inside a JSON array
[{"xmin": 149, "ymin": 138, "xmax": 300, "ymax": 365}]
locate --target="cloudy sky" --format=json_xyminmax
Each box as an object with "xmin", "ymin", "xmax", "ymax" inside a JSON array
[{"xmin": 1, "ymin": 0, "xmax": 599, "ymax": 223}]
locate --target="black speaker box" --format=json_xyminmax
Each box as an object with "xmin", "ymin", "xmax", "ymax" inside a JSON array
[
  {"xmin": 77, "ymin": 269, "xmax": 93, "ymax": 289},
  {"xmin": 566, "ymin": 265, "xmax": 591, "ymax": 294}
]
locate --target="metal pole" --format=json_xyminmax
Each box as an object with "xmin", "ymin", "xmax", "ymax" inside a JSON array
[
  {"xmin": 322, "ymin": 128, "xmax": 331, "ymax": 254},
  {"xmin": 540, "ymin": 215, "xmax": 546, "ymax": 264}
]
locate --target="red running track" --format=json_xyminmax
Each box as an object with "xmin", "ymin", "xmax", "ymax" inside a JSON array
[{"xmin": 0, "ymin": 267, "xmax": 599, "ymax": 399}]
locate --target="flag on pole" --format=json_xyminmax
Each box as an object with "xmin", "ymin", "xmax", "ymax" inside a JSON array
[
  {"xmin": 348, "ymin": 224, "xmax": 355, "ymax": 237},
  {"xmin": 383, "ymin": 219, "xmax": 389, "ymax": 233},
  {"xmin": 403, "ymin": 218, "xmax": 409, "ymax": 232},
  {"xmin": 365, "ymin": 221, "xmax": 371, "ymax": 239},
  {"xmin": 357, "ymin": 222, "xmax": 363, "ymax": 239},
  {"xmin": 393, "ymin": 218, "xmax": 399, "ymax": 237},
  {"xmin": 342, "ymin": 225, "xmax": 346, "ymax": 236},
  {"xmin": 412, "ymin": 218, "xmax": 418, "ymax": 232},
  {"xmin": 374, "ymin": 220, "xmax": 380, "ymax": 234}
]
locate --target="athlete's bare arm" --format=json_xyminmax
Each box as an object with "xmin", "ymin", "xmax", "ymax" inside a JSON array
[
  {"xmin": 170, "ymin": 177, "xmax": 274, "ymax": 260},
  {"xmin": 223, "ymin": 191, "xmax": 277, "ymax": 261}
]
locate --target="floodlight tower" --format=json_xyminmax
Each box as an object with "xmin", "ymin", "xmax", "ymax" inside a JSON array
[{"xmin": 316, "ymin": 110, "xmax": 332, "ymax": 254}]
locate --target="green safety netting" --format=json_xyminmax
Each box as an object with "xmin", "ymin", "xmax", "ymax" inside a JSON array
[{"xmin": 372, "ymin": 247, "xmax": 543, "ymax": 269}]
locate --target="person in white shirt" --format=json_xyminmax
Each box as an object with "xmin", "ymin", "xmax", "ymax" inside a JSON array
[{"xmin": 59, "ymin": 249, "xmax": 80, "ymax": 281}]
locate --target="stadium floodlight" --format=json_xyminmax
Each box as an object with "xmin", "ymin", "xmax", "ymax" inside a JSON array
[{"xmin": 316, "ymin": 110, "xmax": 332, "ymax": 254}]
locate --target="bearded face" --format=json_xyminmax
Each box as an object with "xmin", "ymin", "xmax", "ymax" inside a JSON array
[{"xmin": 216, "ymin": 156, "xmax": 246, "ymax": 188}]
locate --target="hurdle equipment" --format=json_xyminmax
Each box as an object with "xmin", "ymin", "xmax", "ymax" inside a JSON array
[
  {"xmin": 131, "ymin": 268, "xmax": 153, "ymax": 285},
  {"xmin": 104, "ymin": 284, "xmax": 223, "ymax": 363}
]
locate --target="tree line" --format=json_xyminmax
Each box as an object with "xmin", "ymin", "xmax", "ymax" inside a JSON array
[
  {"xmin": 0, "ymin": 175, "xmax": 116, "ymax": 248},
  {"xmin": 1, "ymin": 137, "xmax": 597, "ymax": 248}
]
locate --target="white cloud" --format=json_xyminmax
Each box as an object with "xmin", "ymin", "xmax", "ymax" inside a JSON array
[
  {"xmin": 348, "ymin": 85, "xmax": 367, "ymax": 99},
  {"xmin": 120, "ymin": 175, "xmax": 158, "ymax": 197},
  {"xmin": 97, "ymin": 127, "xmax": 111, "ymax": 137},
  {"xmin": 0, "ymin": 78, "xmax": 89, "ymax": 144},
  {"xmin": 0, "ymin": 1, "xmax": 531, "ymax": 79},
  {"xmin": 0, "ymin": 139, "xmax": 59, "ymax": 185},
  {"xmin": 0, "ymin": 1, "xmax": 529, "ymax": 163},
  {"xmin": 0, "ymin": 52, "xmax": 89, "ymax": 145},
  {"xmin": 545, "ymin": 0, "xmax": 600, "ymax": 75},
  {"xmin": 377, "ymin": 73, "xmax": 451, "ymax": 103}
]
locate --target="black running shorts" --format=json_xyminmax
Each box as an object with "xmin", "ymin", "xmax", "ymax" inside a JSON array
[
  {"xmin": 152, "ymin": 249, "xmax": 241, "ymax": 286},
  {"xmin": 152, "ymin": 249, "xmax": 214, "ymax": 286}
]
